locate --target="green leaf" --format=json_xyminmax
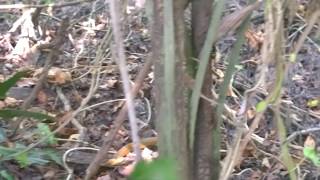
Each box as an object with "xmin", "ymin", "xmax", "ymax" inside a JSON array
[
  {"xmin": 0, "ymin": 170, "xmax": 14, "ymax": 180},
  {"xmin": 235, "ymin": 65, "xmax": 243, "ymax": 70},
  {"xmin": 303, "ymin": 146, "xmax": 320, "ymax": 166},
  {"xmin": 43, "ymin": 149, "xmax": 62, "ymax": 165},
  {"xmin": 5, "ymin": 148, "xmax": 48, "ymax": 167},
  {"xmin": 0, "ymin": 109, "xmax": 53, "ymax": 121},
  {"xmin": 307, "ymin": 99, "xmax": 319, "ymax": 108},
  {"xmin": 0, "ymin": 128, "xmax": 6, "ymax": 143},
  {"xmin": 14, "ymin": 149, "xmax": 49, "ymax": 167},
  {"xmin": 256, "ymin": 101, "xmax": 268, "ymax": 113},
  {"xmin": 42, "ymin": 0, "xmax": 53, "ymax": 4},
  {"xmin": 27, "ymin": 150, "xmax": 50, "ymax": 165},
  {"xmin": 36, "ymin": 123, "xmax": 56, "ymax": 145},
  {"xmin": 289, "ymin": 53, "xmax": 296, "ymax": 63},
  {"xmin": 0, "ymin": 70, "xmax": 30, "ymax": 99},
  {"xmin": 129, "ymin": 158, "xmax": 178, "ymax": 180},
  {"xmin": 0, "ymin": 144, "xmax": 58, "ymax": 167},
  {"xmin": 0, "ymin": 145, "xmax": 19, "ymax": 156},
  {"xmin": 15, "ymin": 152, "xmax": 29, "ymax": 167}
]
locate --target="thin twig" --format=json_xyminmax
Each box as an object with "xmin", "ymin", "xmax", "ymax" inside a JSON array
[
  {"xmin": 109, "ymin": 0, "xmax": 141, "ymax": 161},
  {"xmin": 63, "ymin": 147, "xmax": 99, "ymax": 180},
  {"xmin": 56, "ymin": 86, "xmax": 86, "ymax": 144},
  {"xmin": 0, "ymin": 0, "xmax": 93, "ymax": 10},
  {"xmin": 8, "ymin": 8, "xmax": 35, "ymax": 33},
  {"xmin": 218, "ymin": 4, "xmax": 254, "ymax": 177},
  {"xmin": 293, "ymin": 10, "xmax": 320, "ymax": 56},
  {"xmin": 80, "ymin": 99, "xmax": 126, "ymax": 112},
  {"xmin": 72, "ymin": 0, "xmax": 101, "ymax": 68},
  {"xmin": 3, "ymin": 58, "xmax": 101, "ymax": 159},
  {"xmin": 40, "ymin": 13, "xmax": 109, "ymax": 33},
  {"xmin": 8, "ymin": 19, "xmax": 69, "ymax": 137},
  {"xmin": 56, "ymin": 138, "xmax": 99, "ymax": 148},
  {"xmin": 84, "ymin": 54, "xmax": 153, "ymax": 180},
  {"xmin": 21, "ymin": 19, "xmax": 69, "ymax": 109},
  {"xmin": 285, "ymin": 127, "xmax": 320, "ymax": 144},
  {"xmin": 56, "ymin": 87, "xmax": 71, "ymax": 111},
  {"xmin": 3, "ymin": 16, "xmax": 107, "ymax": 168}
]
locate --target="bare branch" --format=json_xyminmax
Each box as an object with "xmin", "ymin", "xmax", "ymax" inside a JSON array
[
  {"xmin": 0, "ymin": 0, "xmax": 93, "ymax": 10},
  {"xmin": 109, "ymin": 0, "xmax": 141, "ymax": 161}
]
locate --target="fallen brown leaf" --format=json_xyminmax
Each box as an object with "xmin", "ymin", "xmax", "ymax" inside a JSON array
[
  {"xmin": 4, "ymin": 97, "xmax": 19, "ymax": 107},
  {"xmin": 97, "ymin": 174, "xmax": 112, "ymax": 180},
  {"xmin": 47, "ymin": 67, "xmax": 72, "ymax": 85},
  {"xmin": 37, "ymin": 90, "xmax": 48, "ymax": 104},
  {"xmin": 118, "ymin": 163, "xmax": 136, "ymax": 177},
  {"xmin": 247, "ymin": 108, "xmax": 256, "ymax": 119},
  {"xmin": 106, "ymin": 79, "xmax": 118, "ymax": 88},
  {"xmin": 245, "ymin": 29, "xmax": 264, "ymax": 50},
  {"xmin": 304, "ymin": 135, "xmax": 316, "ymax": 149},
  {"xmin": 0, "ymin": 101, "xmax": 6, "ymax": 109},
  {"xmin": 0, "ymin": 74, "xmax": 4, "ymax": 82}
]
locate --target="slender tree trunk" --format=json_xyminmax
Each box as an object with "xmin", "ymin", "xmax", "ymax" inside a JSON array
[
  {"xmin": 152, "ymin": 0, "xmax": 191, "ymax": 179},
  {"xmin": 151, "ymin": 0, "xmax": 163, "ymax": 137},
  {"xmin": 172, "ymin": 0, "xmax": 191, "ymax": 179},
  {"xmin": 192, "ymin": 0, "xmax": 216, "ymax": 179}
]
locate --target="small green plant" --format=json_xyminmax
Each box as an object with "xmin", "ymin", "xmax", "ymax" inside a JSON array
[
  {"xmin": 0, "ymin": 70, "xmax": 59, "ymax": 171},
  {"xmin": 0, "ymin": 71, "xmax": 30, "ymax": 99},
  {"xmin": 0, "ymin": 70, "xmax": 53, "ymax": 121},
  {"xmin": 36, "ymin": 123, "xmax": 57, "ymax": 145},
  {"xmin": 0, "ymin": 170, "xmax": 14, "ymax": 180},
  {"xmin": 40, "ymin": 0, "xmax": 54, "ymax": 4},
  {"xmin": 303, "ymin": 136, "xmax": 320, "ymax": 166},
  {"xmin": 0, "ymin": 143, "xmax": 62, "ymax": 167},
  {"xmin": 129, "ymin": 158, "xmax": 178, "ymax": 180},
  {"xmin": 303, "ymin": 146, "xmax": 320, "ymax": 166},
  {"xmin": 256, "ymin": 100, "xmax": 268, "ymax": 112}
]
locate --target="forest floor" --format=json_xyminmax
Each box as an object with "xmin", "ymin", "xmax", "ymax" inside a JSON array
[{"xmin": 0, "ymin": 0, "xmax": 320, "ymax": 179}]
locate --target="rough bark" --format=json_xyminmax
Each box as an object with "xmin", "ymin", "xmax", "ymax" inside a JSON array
[
  {"xmin": 192, "ymin": 0, "xmax": 215, "ymax": 179},
  {"xmin": 172, "ymin": 0, "xmax": 191, "ymax": 179},
  {"xmin": 152, "ymin": 0, "xmax": 191, "ymax": 179},
  {"xmin": 151, "ymin": 0, "xmax": 164, "ymax": 152}
]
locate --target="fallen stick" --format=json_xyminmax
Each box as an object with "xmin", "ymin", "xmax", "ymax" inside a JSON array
[{"xmin": 85, "ymin": 55, "xmax": 153, "ymax": 180}]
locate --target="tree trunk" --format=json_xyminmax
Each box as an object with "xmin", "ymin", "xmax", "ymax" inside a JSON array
[
  {"xmin": 192, "ymin": 0, "xmax": 216, "ymax": 179},
  {"xmin": 152, "ymin": 0, "xmax": 191, "ymax": 179}
]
